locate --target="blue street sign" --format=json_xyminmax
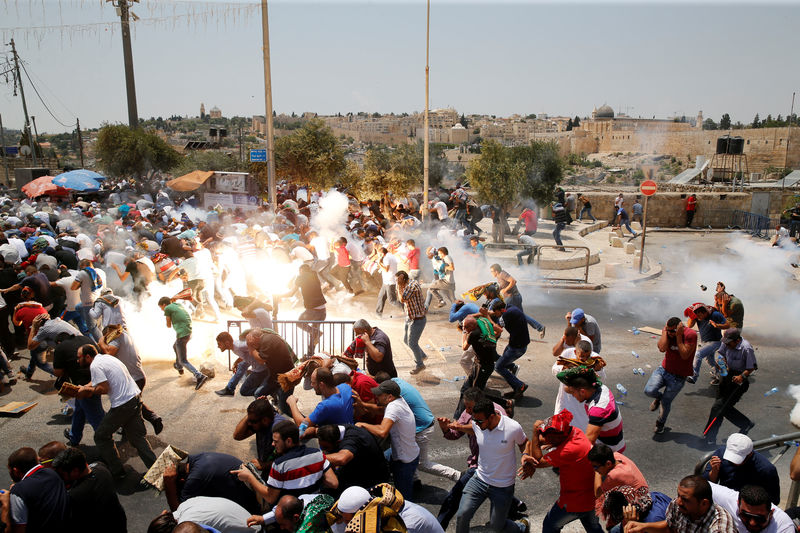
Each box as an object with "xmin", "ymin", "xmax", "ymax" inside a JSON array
[{"xmin": 250, "ymin": 149, "xmax": 267, "ymax": 162}]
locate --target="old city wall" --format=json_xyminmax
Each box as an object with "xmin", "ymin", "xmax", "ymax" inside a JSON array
[{"xmin": 595, "ymin": 127, "xmax": 800, "ymax": 173}]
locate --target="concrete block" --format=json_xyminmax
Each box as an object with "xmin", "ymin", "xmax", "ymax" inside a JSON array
[
  {"xmin": 613, "ymin": 228, "xmax": 624, "ymax": 238},
  {"xmin": 625, "ymin": 242, "xmax": 636, "ymax": 254},
  {"xmin": 610, "ymin": 237, "xmax": 624, "ymax": 248},
  {"xmin": 608, "ymin": 232, "xmax": 618, "ymax": 244},
  {"xmin": 605, "ymin": 262, "xmax": 624, "ymax": 278}
]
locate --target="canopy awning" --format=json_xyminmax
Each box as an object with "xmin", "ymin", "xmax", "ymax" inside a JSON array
[{"xmin": 166, "ymin": 170, "xmax": 214, "ymax": 192}]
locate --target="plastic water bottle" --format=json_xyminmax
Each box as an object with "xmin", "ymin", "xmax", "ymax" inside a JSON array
[
  {"xmin": 632, "ymin": 328, "xmax": 640, "ymax": 335},
  {"xmin": 616, "ymin": 383, "xmax": 628, "ymax": 395},
  {"xmin": 631, "ymin": 351, "xmax": 640, "ymax": 358},
  {"xmin": 454, "ymin": 376, "xmax": 464, "ymax": 382},
  {"xmin": 715, "ymin": 353, "xmax": 728, "ymax": 377},
  {"xmin": 637, "ymin": 368, "xmax": 644, "ymax": 375},
  {"xmin": 764, "ymin": 387, "xmax": 779, "ymax": 397}
]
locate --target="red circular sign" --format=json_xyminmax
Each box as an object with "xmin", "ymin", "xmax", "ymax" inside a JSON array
[{"xmin": 640, "ymin": 180, "xmax": 657, "ymax": 196}]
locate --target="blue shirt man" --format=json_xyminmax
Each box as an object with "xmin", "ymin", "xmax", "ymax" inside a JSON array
[
  {"xmin": 309, "ymin": 383, "xmax": 354, "ymax": 427},
  {"xmin": 449, "ymin": 302, "xmax": 480, "ymax": 324}
]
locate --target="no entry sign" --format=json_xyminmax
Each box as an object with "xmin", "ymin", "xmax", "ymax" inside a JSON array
[{"xmin": 640, "ymin": 180, "xmax": 657, "ymax": 196}]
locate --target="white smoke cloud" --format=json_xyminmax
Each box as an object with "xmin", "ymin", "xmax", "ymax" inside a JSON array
[
  {"xmin": 789, "ymin": 384, "xmax": 800, "ymax": 428},
  {"xmin": 312, "ymin": 190, "xmax": 350, "ymax": 241}
]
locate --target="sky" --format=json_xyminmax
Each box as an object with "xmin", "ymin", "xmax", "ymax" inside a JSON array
[{"xmin": 1, "ymin": 0, "xmax": 800, "ymax": 133}]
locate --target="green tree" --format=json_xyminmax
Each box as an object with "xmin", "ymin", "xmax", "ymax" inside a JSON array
[
  {"xmin": 566, "ymin": 118, "xmax": 573, "ymax": 131},
  {"xmin": 703, "ymin": 118, "xmax": 718, "ymax": 130},
  {"xmin": 573, "ymin": 115, "xmax": 581, "ymax": 127},
  {"xmin": 513, "ymin": 140, "xmax": 564, "ymax": 209},
  {"xmin": 18, "ymin": 129, "xmax": 43, "ymax": 158},
  {"xmin": 466, "ymin": 140, "xmax": 526, "ymax": 242},
  {"xmin": 752, "ymin": 114, "xmax": 760, "ymax": 128},
  {"xmin": 360, "ymin": 144, "xmax": 421, "ymax": 200},
  {"xmin": 459, "ymin": 114, "xmax": 468, "ymax": 128},
  {"xmin": 420, "ymin": 141, "xmax": 448, "ymax": 189},
  {"xmin": 95, "ymin": 124, "xmax": 181, "ymax": 177},
  {"xmin": 273, "ymin": 119, "xmax": 346, "ymax": 190},
  {"xmin": 719, "ymin": 113, "xmax": 731, "ymax": 129}
]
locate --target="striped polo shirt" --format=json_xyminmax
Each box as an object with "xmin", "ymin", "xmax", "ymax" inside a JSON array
[
  {"xmin": 585, "ymin": 385, "xmax": 626, "ymax": 453},
  {"xmin": 266, "ymin": 445, "xmax": 329, "ymax": 496}
]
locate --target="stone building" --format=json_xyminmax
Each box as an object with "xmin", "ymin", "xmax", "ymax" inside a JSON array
[{"xmin": 209, "ymin": 106, "xmax": 222, "ymax": 119}]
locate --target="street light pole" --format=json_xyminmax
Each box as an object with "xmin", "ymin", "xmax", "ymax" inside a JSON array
[
  {"xmin": 261, "ymin": 0, "xmax": 277, "ymax": 211},
  {"xmin": 422, "ymin": 0, "xmax": 430, "ymax": 220},
  {"xmin": 115, "ymin": 0, "xmax": 139, "ymax": 128}
]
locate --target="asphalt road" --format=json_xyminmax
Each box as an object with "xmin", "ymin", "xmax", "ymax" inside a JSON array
[{"xmin": 1, "ymin": 231, "xmax": 799, "ymax": 532}]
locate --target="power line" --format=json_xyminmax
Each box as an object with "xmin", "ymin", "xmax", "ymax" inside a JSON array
[
  {"xmin": 20, "ymin": 59, "xmax": 78, "ymax": 122},
  {"xmin": 18, "ymin": 59, "xmax": 75, "ymax": 129}
]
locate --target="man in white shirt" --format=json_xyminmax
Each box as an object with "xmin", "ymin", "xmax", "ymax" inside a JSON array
[
  {"xmin": 345, "ymin": 237, "xmax": 366, "ymax": 294},
  {"xmin": 432, "ymin": 200, "xmax": 449, "ymax": 222},
  {"xmin": 453, "ymin": 398, "xmax": 529, "ymax": 533},
  {"xmin": 375, "ymin": 247, "xmax": 400, "ymax": 317},
  {"xmin": 357, "ymin": 380, "xmax": 420, "ymax": 501},
  {"xmin": 307, "ymin": 231, "xmax": 339, "ymax": 291},
  {"xmin": 173, "ymin": 496, "xmax": 258, "ymax": 532},
  {"xmin": 76, "ymin": 344, "xmax": 156, "ymax": 479},
  {"xmin": 711, "ymin": 483, "xmax": 794, "ymax": 533}
]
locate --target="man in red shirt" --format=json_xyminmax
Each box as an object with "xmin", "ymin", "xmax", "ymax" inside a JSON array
[
  {"xmin": 686, "ymin": 194, "xmax": 697, "ymax": 227},
  {"xmin": 12, "ymin": 289, "xmax": 53, "ymax": 380},
  {"xmin": 520, "ymin": 409, "xmax": 602, "ymax": 533},
  {"xmin": 644, "ymin": 317, "xmax": 698, "ymax": 435},
  {"xmin": 517, "ymin": 207, "xmax": 538, "ymax": 236},
  {"xmin": 403, "ymin": 239, "xmax": 421, "ymax": 280}
]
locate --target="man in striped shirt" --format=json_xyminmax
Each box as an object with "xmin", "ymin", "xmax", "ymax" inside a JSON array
[
  {"xmin": 395, "ymin": 271, "xmax": 429, "ymax": 375},
  {"xmin": 559, "ymin": 367, "xmax": 626, "ymax": 453},
  {"xmin": 232, "ymin": 420, "xmax": 338, "ymax": 507}
]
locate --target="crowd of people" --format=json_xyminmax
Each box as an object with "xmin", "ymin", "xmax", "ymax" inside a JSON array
[{"xmin": 0, "ymin": 177, "xmax": 797, "ymax": 533}]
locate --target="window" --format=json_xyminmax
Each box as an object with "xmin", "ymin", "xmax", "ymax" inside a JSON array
[{"xmin": 747, "ymin": 140, "xmax": 750, "ymax": 145}]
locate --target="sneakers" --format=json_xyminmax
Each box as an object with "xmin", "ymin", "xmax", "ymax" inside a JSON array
[
  {"xmin": 195, "ymin": 374, "xmax": 209, "ymax": 390},
  {"xmin": 649, "ymin": 397, "xmax": 661, "ymax": 412},
  {"xmin": 654, "ymin": 421, "xmax": 665, "ymax": 434},
  {"xmin": 517, "ymin": 518, "xmax": 530, "ymax": 533},
  {"xmin": 215, "ymin": 388, "xmax": 234, "ymax": 396},
  {"xmin": 151, "ymin": 418, "xmax": 164, "ymax": 435},
  {"xmin": 173, "ymin": 362, "xmax": 184, "ymax": 376},
  {"xmin": 539, "ymin": 326, "xmax": 546, "ymax": 339},
  {"xmin": 64, "ymin": 428, "xmax": 78, "ymax": 446},
  {"xmin": 686, "ymin": 376, "xmax": 697, "ymax": 384},
  {"xmin": 710, "ymin": 376, "xmax": 720, "ymax": 385},
  {"xmin": 510, "ymin": 364, "xmax": 520, "ymax": 376},
  {"xmin": 504, "ymin": 384, "xmax": 528, "ymax": 400},
  {"xmin": 409, "ymin": 365, "xmax": 426, "ymax": 375}
]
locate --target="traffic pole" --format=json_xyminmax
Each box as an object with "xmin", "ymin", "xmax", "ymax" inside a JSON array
[{"xmin": 638, "ymin": 195, "xmax": 648, "ymax": 273}]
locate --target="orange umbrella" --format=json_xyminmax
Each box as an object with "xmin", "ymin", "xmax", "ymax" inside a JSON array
[{"xmin": 21, "ymin": 176, "xmax": 70, "ymax": 198}]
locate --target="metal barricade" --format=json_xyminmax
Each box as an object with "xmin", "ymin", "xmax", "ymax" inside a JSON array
[
  {"xmin": 535, "ymin": 245, "xmax": 591, "ymax": 283},
  {"xmin": 729, "ymin": 210, "xmax": 779, "ymax": 239},
  {"xmin": 694, "ymin": 431, "xmax": 800, "ymax": 508},
  {"xmin": 226, "ymin": 319, "xmax": 357, "ymax": 370}
]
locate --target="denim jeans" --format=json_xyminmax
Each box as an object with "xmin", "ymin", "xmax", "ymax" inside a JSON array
[
  {"xmin": 505, "ymin": 292, "xmax": 523, "ymax": 312},
  {"xmin": 173, "ymin": 335, "xmax": 202, "ymax": 380},
  {"xmin": 455, "ymin": 474, "xmax": 524, "ymax": 533},
  {"xmin": 67, "ymin": 395, "xmax": 105, "ymax": 444},
  {"xmin": 578, "ymin": 206, "xmax": 597, "ymax": 222},
  {"xmin": 239, "ymin": 370, "xmax": 270, "ymax": 397},
  {"xmin": 225, "ymin": 360, "xmax": 250, "ymax": 392},
  {"xmin": 404, "ymin": 317, "xmax": 428, "ymax": 368},
  {"xmin": 298, "ymin": 308, "xmax": 326, "ymax": 358},
  {"xmin": 516, "ymin": 248, "xmax": 535, "ymax": 265},
  {"xmin": 553, "ymin": 222, "xmax": 566, "ymax": 246},
  {"xmin": 76, "ymin": 302, "xmax": 101, "ymax": 341},
  {"xmin": 376, "ymin": 283, "xmax": 399, "ymax": 314},
  {"xmin": 541, "ymin": 502, "xmax": 603, "ymax": 533},
  {"xmin": 25, "ymin": 346, "xmax": 55, "ymax": 378},
  {"xmin": 496, "ymin": 345, "xmax": 527, "ymax": 391},
  {"xmin": 425, "ymin": 280, "xmax": 455, "ymax": 309},
  {"xmin": 61, "ymin": 310, "xmax": 87, "ymax": 334},
  {"xmin": 692, "ymin": 341, "xmax": 721, "ymax": 381},
  {"xmin": 620, "ymin": 220, "xmax": 637, "ymax": 236},
  {"xmin": 390, "ymin": 454, "xmax": 419, "ymax": 502},
  {"xmin": 644, "ymin": 366, "xmax": 686, "ymax": 425}
]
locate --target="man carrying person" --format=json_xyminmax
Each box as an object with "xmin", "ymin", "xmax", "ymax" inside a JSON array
[
  {"xmin": 644, "ymin": 316, "xmax": 697, "ymax": 435},
  {"xmin": 158, "ymin": 297, "xmax": 208, "ymax": 390},
  {"xmin": 214, "ymin": 331, "xmax": 269, "ymax": 397},
  {"xmin": 457, "ymin": 314, "xmax": 502, "ymax": 416}
]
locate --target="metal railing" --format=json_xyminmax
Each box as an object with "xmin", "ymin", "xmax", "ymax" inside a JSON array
[
  {"xmin": 535, "ymin": 245, "xmax": 591, "ymax": 283},
  {"xmin": 729, "ymin": 210, "xmax": 779, "ymax": 239},
  {"xmin": 226, "ymin": 319, "xmax": 356, "ymax": 370},
  {"xmin": 694, "ymin": 431, "xmax": 800, "ymax": 508}
]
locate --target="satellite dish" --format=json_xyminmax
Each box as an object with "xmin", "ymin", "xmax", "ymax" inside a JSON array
[{"xmin": 20, "ymin": 145, "xmax": 31, "ymax": 156}]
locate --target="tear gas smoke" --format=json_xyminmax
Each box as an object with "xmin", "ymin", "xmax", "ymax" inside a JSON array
[{"xmin": 789, "ymin": 384, "xmax": 800, "ymax": 428}]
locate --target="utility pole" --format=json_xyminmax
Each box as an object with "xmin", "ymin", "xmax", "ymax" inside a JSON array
[
  {"xmin": 30, "ymin": 115, "xmax": 40, "ymax": 153},
  {"xmin": 261, "ymin": 0, "xmax": 277, "ymax": 210},
  {"xmin": 0, "ymin": 113, "xmax": 9, "ymax": 185},
  {"xmin": 114, "ymin": 0, "xmax": 139, "ymax": 128},
  {"xmin": 784, "ymin": 92, "xmax": 795, "ymax": 189},
  {"xmin": 76, "ymin": 118, "xmax": 85, "ymax": 168},
  {"xmin": 238, "ymin": 126, "xmax": 244, "ymax": 163},
  {"xmin": 9, "ymin": 38, "xmax": 37, "ymax": 167},
  {"xmin": 422, "ymin": 0, "xmax": 430, "ymax": 220}
]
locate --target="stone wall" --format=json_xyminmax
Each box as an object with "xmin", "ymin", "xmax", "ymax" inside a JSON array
[{"xmin": 595, "ymin": 127, "xmax": 800, "ymax": 173}]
